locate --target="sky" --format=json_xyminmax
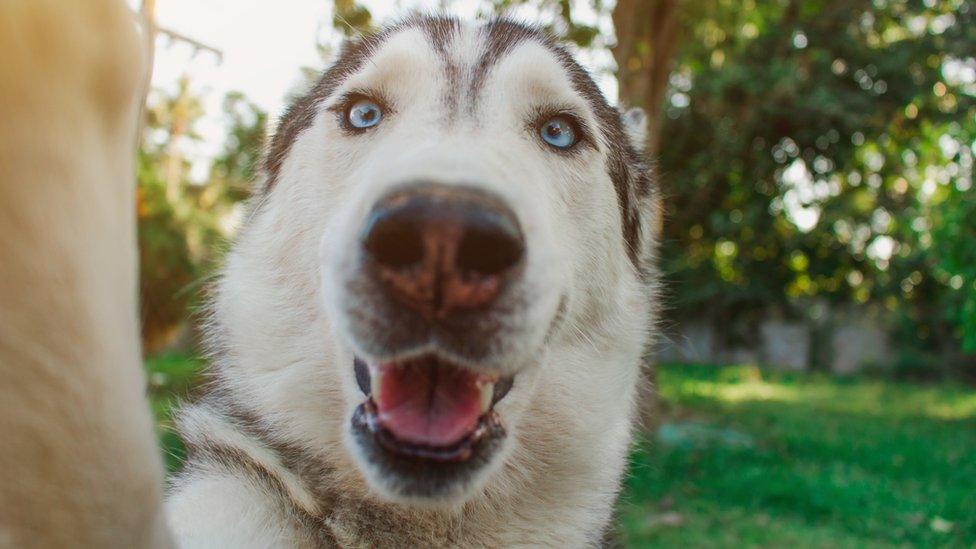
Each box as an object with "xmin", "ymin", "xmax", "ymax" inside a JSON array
[
  {"xmin": 147, "ymin": 0, "xmax": 489, "ymax": 121},
  {"xmin": 132, "ymin": 0, "xmax": 614, "ymax": 180},
  {"xmin": 137, "ymin": 0, "xmax": 329, "ymax": 179}
]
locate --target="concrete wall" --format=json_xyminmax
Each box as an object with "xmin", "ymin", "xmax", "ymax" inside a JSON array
[
  {"xmin": 654, "ymin": 307, "xmax": 890, "ymax": 374},
  {"xmin": 759, "ymin": 320, "xmax": 810, "ymax": 371},
  {"xmin": 830, "ymin": 321, "xmax": 890, "ymax": 374}
]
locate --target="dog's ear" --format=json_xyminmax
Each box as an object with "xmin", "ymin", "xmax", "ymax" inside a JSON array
[
  {"xmin": 617, "ymin": 107, "xmax": 660, "ymax": 278},
  {"xmin": 621, "ymin": 107, "xmax": 648, "ymax": 152}
]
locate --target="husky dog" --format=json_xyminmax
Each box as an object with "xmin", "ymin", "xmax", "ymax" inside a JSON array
[{"xmin": 166, "ymin": 15, "xmax": 659, "ymax": 547}]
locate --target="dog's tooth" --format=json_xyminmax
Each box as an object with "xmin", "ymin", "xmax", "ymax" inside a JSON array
[
  {"xmin": 370, "ymin": 366, "xmax": 383, "ymax": 399},
  {"xmin": 479, "ymin": 382, "xmax": 495, "ymax": 414}
]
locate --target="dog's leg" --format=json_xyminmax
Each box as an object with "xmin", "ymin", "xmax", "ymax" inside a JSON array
[{"xmin": 0, "ymin": 1, "xmax": 171, "ymax": 546}]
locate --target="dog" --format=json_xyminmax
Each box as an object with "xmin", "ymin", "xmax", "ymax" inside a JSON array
[
  {"xmin": 0, "ymin": 4, "xmax": 658, "ymax": 546},
  {"xmin": 166, "ymin": 15, "xmax": 660, "ymax": 547}
]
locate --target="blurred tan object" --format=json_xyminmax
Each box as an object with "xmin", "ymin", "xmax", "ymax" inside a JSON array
[{"xmin": 0, "ymin": 0, "xmax": 170, "ymax": 546}]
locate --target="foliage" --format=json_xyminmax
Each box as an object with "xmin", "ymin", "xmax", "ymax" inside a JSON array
[
  {"xmin": 137, "ymin": 155, "xmax": 197, "ymax": 352},
  {"xmin": 617, "ymin": 363, "xmax": 976, "ymax": 547},
  {"xmin": 333, "ymin": 0, "xmax": 373, "ymax": 35},
  {"xmin": 211, "ymin": 91, "xmax": 268, "ymax": 193},
  {"xmin": 929, "ymin": 184, "xmax": 976, "ymax": 352},
  {"xmin": 652, "ymin": 0, "xmax": 975, "ymax": 362},
  {"xmin": 138, "ymin": 82, "xmax": 266, "ymax": 354},
  {"xmin": 481, "ymin": 0, "xmax": 603, "ymax": 47}
]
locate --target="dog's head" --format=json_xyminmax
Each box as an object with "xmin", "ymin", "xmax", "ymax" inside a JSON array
[{"xmin": 216, "ymin": 16, "xmax": 658, "ymax": 509}]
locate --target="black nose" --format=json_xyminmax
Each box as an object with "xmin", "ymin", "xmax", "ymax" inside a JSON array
[{"xmin": 361, "ymin": 183, "xmax": 525, "ymax": 317}]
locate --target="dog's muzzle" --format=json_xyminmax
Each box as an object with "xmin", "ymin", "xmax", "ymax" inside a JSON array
[{"xmin": 341, "ymin": 182, "xmax": 528, "ymax": 499}]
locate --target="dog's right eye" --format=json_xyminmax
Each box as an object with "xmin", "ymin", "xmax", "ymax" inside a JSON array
[
  {"xmin": 539, "ymin": 115, "xmax": 579, "ymax": 150},
  {"xmin": 346, "ymin": 99, "xmax": 383, "ymax": 129}
]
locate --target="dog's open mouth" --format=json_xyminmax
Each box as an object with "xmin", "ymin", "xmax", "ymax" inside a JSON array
[{"xmin": 353, "ymin": 355, "xmax": 513, "ymax": 462}]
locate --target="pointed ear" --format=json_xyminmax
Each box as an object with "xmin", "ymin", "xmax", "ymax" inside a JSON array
[
  {"xmin": 621, "ymin": 107, "xmax": 648, "ymax": 151},
  {"xmin": 618, "ymin": 107, "xmax": 660, "ymax": 276}
]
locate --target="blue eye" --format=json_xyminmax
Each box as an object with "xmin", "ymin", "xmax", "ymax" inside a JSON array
[
  {"xmin": 540, "ymin": 116, "xmax": 578, "ymax": 149},
  {"xmin": 347, "ymin": 99, "xmax": 383, "ymax": 129}
]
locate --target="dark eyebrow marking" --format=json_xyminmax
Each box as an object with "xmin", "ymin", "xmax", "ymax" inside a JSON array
[
  {"xmin": 468, "ymin": 19, "xmax": 538, "ymax": 113},
  {"xmin": 418, "ymin": 16, "xmax": 462, "ymax": 114},
  {"xmin": 262, "ymin": 30, "xmax": 393, "ymax": 194},
  {"xmin": 262, "ymin": 15, "xmax": 466, "ymax": 195}
]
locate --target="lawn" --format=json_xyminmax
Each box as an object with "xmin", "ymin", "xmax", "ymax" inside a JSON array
[
  {"xmin": 147, "ymin": 358, "xmax": 976, "ymax": 547},
  {"xmin": 617, "ymin": 364, "xmax": 976, "ymax": 548}
]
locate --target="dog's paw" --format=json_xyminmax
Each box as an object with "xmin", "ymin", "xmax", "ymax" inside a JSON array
[{"xmin": 0, "ymin": 0, "xmax": 145, "ymax": 121}]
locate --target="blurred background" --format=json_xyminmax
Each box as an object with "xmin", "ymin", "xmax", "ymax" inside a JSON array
[{"xmin": 132, "ymin": 0, "xmax": 975, "ymax": 545}]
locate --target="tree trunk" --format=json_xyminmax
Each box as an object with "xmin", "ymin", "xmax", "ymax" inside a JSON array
[
  {"xmin": 611, "ymin": 0, "xmax": 682, "ymax": 432},
  {"xmin": 612, "ymin": 0, "xmax": 681, "ymax": 160}
]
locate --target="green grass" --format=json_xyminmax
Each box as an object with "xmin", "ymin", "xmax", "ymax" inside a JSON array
[
  {"xmin": 146, "ymin": 353, "xmax": 205, "ymax": 471},
  {"xmin": 618, "ymin": 364, "xmax": 976, "ymax": 548},
  {"xmin": 147, "ymin": 358, "xmax": 976, "ymax": 547}
]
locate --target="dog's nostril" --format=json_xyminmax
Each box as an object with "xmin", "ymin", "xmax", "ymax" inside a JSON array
[
  {"xmin": 363, "ymin": 213, "xmax": 425, "ymax": 269},
  {"xmin": 457, "ymin": 218, "xmax": 524, "ymax": 276}
]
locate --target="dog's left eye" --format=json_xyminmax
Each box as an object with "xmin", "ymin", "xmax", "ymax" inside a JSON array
[
  {"xmin": 539, "ymin": 116, "xmax": 578, "ymax": 149},
  {"xmin": 347, "ymin": 99, "xmax": 383, "ymax": 129}
]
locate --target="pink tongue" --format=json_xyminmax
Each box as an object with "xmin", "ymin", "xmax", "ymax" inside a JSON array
[{"xmin": 375, "ymin": 359, "xmax": 485, "ymax": 447}]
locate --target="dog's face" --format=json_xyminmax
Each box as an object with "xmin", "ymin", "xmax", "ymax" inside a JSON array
[{"xmin": 218, "ymin": 17, "xmax": 657, "ymax": 509}]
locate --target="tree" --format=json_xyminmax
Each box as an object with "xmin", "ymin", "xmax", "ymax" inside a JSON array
[
  {"xmin": 138, "ymin": 83, "xmax": 267, "ymax": 354},
  {"xmin": 656, "ymin": 0, "xmax": 974, "ymax": 375},
  {"xmin": 612, "ymin": 0, "xmax": 680, "ymax": 159},
  {"xmin": 609, "ymin": 0, "xmax": 681, "ymax": 428},
  {"xmin": 147, "ymin": 76, "xmax": 204, "ymax": 205}
]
